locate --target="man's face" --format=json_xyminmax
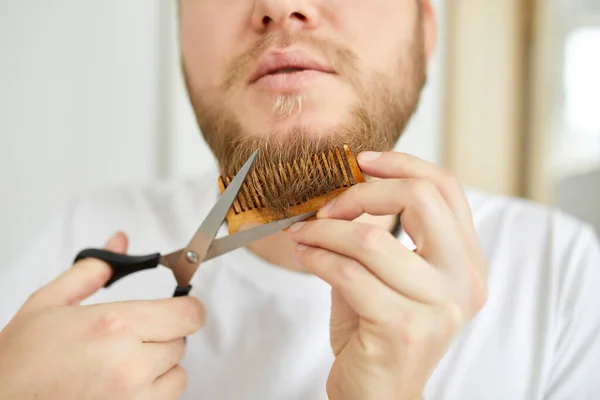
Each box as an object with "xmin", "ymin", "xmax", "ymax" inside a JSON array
[{"xmin": 179, "ymin": 0, "xmax": 435, "ymax": 215}]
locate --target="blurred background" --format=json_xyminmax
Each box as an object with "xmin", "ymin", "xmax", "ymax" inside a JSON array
[{"xmin": 1, "ymin": 0, "xmax": 599, "ymax": 266}]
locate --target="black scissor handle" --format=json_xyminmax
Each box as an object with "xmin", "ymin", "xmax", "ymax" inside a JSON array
[{"xmin": 74, "ymin": 249, "xmax": 161, "ymax": 288}]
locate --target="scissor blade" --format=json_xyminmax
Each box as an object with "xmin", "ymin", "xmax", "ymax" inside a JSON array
[
  {"xmin": 204, "ymin": 211, "xmax": 316, "ymax": 261},
  {"xmin": 187, "ymin": 149, "xmax": 259, "ymax": 254},
  {"xmin": 168, "ymin": 149, "xmax": 259, "ymax": 287}
]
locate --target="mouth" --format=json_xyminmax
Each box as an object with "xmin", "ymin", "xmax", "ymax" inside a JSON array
[{"xmin": 249, "ymin": 51, "xmax": 335, "ymax": 85}]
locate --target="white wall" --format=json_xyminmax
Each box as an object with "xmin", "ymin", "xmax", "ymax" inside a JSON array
[
  {"xmin": 0, "ymin": 1, "xmax": 447, "ymax": 267},
  {"xmin": 0, "ymin": 0, "xmax": 167, "ymax": 264}
]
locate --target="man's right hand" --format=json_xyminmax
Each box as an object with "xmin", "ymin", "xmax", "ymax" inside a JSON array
[{"xmin": 0, "ymin": 232, "xmax": 205, "ymax": 400}]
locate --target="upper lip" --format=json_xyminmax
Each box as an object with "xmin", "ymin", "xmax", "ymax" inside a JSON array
[{"xmin": 249, "ymin": 50, "xmax": 335, "ymax": 83}]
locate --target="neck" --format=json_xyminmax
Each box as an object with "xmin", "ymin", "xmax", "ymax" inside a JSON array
[{"xmin": 245, "ymin": 213, "xmax": 398, "ymax": 273}]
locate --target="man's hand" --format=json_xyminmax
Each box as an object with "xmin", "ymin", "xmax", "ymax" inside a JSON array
[
  {"xmin": 289, "ymin": 151, "xmax": 488, "ymax": 400},
  {"xmin": 0, "ymin": 232, "xmax": 205, "ymax": 400}
]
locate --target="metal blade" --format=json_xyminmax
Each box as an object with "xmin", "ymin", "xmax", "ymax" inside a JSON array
[
  {"xmin": 170, "ymin": 149, "xmax": 259, "ymax": 286},
  {"xmin": 204, "ymin": 211, "xmax": 316, "ymax": 261}
]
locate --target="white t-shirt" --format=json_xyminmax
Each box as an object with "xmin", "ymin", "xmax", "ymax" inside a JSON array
[{"xmin": 2, "ymin": 170, "xmax": 600, "ymax": 400}]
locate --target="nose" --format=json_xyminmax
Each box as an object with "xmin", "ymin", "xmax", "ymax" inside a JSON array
[{"xmin": 251, "ymin": 0, "xmax": 320, "ymax": 33}]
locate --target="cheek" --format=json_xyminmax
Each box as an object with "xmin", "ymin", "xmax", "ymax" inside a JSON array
[
  {"xmin": 340, "ymin": 1, "xmax": 419, "ymax": 76},
  {"xmin": 180, "ymin": 2, "xmax": 245, "ymax": 92}
]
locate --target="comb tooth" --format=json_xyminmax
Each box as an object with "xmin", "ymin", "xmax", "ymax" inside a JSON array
[
  {"xmin": 271, "ymin": 163, "xmax": 285, "ymax": 195},
  {"xmin": 321, "ymin": 152, "xmax": 333, "ymax": 181},
  {"xmin": 305, "ymin": 156, "xmax": 319, "ymax": 202},
  {"xmin": 218, "ymin": 176, "xmax": 234, "ymax": 214},
  {"xmin": 263, "ymin": 167, "xmax": 278, "ymax": 200},
  {"xmin": 306, "ymin": 155, "xmax": 315, "ymax": 180},
  {"xmin": 285, "ymin": 162, "xmax": 294, "ymax": 184},
  {"xmin": 341, "ymin": 144, "xmax": 357, "ymax": 185},
  {"xmin": 258, "ymin": 168, "xmax": 274, "ymax": 206},
  {"xmin": 328, "ymin": 150, "xmax": 344, "ymax": 189},
  {"xmin": 313, "ymin": 153, "xmax": 327, "ymax": 183},
  {"xmin": 344, "ymin": 144, "xmax": 365, "ymax": 184},
  {"xmin": 236, "ymin": 178, "xmax": 250, "ymax": 212},
  {"xmin": 334, "ymin": 148, "xmax": 351, "ymax": 187},
  {"xmin": 241, "ymin": 181, "xmax": 255, "ymax": 210},
  {"xmin": 298, "ymin": 157, "xmax": 310, "ymax": 203},
  {"xmin": 251, "ymin": 170, "xmax": 266, "ymax": 208},
  {"xmin": 291, "ymin": 159, "xmax": 303, "ymax": 205},
  {"xmin": 285, "ymin": 162, "xmax": 299, "ymax": 205},
  {"xmin": 225, "ymin": 176, "xmax": 243, "ymax": 214},
  {"xmin": 218, "ymin": 176, "xmax": 227, "ymax": 192},
  {"xmin": 278, "ymin": 162, "xmax": 289, "ymax": 187}
]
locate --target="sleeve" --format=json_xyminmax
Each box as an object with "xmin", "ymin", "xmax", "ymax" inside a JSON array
[
  {"xmin": 544, "ymin": 225, "xmax": 600, "ymax": 400},
  {"xmin": 0, "ymin": 203, "xmax": 76, "ymax": 329}
]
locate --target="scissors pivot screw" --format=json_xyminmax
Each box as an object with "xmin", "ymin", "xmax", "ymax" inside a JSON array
[{"xmin": 186, "ymin": 251, "xmax": 200, "ymax": 264}]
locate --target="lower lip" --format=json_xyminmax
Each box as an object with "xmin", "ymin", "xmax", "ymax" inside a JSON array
[{"xmin": 253, "ymin": 70, "xmax": 331, "ymax": 92}]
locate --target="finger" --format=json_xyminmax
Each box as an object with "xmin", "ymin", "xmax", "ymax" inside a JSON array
[
  {"xmin": 142, "ymin": 339, "xmax": 186, "ymax": 380},
  {"xmin": 318, "ymin": 178, "xmax": 453, "ymax": 224},
  {"xmin": 295, "ymin": 245, "xmax": 410, "ymax": 325},
  {"xmin": 308, "ymin": 179, "xmax": 465, "ymax": 267},
  {"xmin": 24, "ymin": 232, "xmax": 128, "ymax": 311},
  {"xmin": 357, "ymin": 153, "xmax": 488, "ymax": 276},
  {"xmin": 357, "ymin": 151, "xmax": 474, "ymax": 229},
  {"xmin": 317, "ymin": 178, "xmax": 466, "ymax": 264},
  {"xmin": 105, "ymin": 231, "xmax": 128, "ymax": 253},
  {"xmin": 143, "ymin": 365, "xmax": 188, "ymax": 400},
  {"xmin": 290, "ymin": 220, "xmax": 449, "ymax": 301},
  {"xmin": 90, "ymin": 296, "xmax": 205, "ymax": 342}
]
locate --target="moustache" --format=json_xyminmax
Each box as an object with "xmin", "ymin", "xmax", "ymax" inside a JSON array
[{"xmin": 222, "ymin": 31, "xmax": 362, "ymax": 93}]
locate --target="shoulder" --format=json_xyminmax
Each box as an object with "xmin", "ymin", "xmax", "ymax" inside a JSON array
[
  {"xmin": 464, "ymin": 187, "xmax": 598, "ymax": 261},
  {"xmin": 65, "ymin": 170, "xmax": 221, "ymax": 253},
  {"xmin": 70, "ymin": 171, "xmax": 219, "ymax": 226},
  {"xmin": 465, "ymin": 187, "xmax": 600, "ymax": 319}
]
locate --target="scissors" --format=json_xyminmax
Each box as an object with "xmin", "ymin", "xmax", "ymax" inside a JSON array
[{"xmin": 74, "ymin": 149, "xmax": 315, "ymax": 298}]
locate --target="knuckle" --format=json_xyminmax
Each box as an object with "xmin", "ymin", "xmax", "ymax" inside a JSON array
[
  {"xmin": 353, "ymin": 180, "xmax": 372, "ymax": 199},
  {"xmin": 336, "ymin": 258, "xmax": 362, "ymax": 287},
  {"xmin": 25, "ymin": 288, "xmax": 45, "ymax": 307},
  {"xmin": 356, "ymin": 225, "xmax": 387, "ymax": 250},
  {"xmin": 408, "ymin": 179, "xmax": 438, "ymax": 201},
  {"xmin": 105, "ymin": 362, "xmax": 140, "ymax": 396},
  {"xmin": 304, "ymin": 246, "xmax": 327, "ymax": 265},
  {"xmin": 440, "ymin": 171, "xmax": 463, "ymax": 192},
  {"xmin": 440, "ymin": 301, "xmax": 466, "ymax": 333},
  {"xmin": 397, "ymin": 325, "xmax": 422, "ymax": 348},
  {"xmin": 469, "ymin": 273, "xmax": 489, "ymax": 312},
  {"xmin": 359, "ymin": 336, "xmax": 394, "ymax": 365},
  {"xmin": 90, "ymin": 311, "xmax": 132, "ymax": 338},
  {"xmin": 387, "ymin": 310, "xmax": 422, "ymax": 346}
]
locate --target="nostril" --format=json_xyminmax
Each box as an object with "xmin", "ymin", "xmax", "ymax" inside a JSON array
[
  {"xmin": 291, "ymin": 12, "xmax": 307, "ymax": 21},
  {"xmin": 262, "ymin": 16, "xmax": 272, "ymax": 25}
]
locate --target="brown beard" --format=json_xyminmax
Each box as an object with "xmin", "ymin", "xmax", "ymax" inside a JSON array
[{"xmin": 182, "ymin": 20, "xmax": 427, "ymax": 219}]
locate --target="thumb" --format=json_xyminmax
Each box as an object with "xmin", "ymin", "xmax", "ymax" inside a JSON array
[{"xmin": 24, "ymin": 232, "xmax": 129, "ymax": 311}]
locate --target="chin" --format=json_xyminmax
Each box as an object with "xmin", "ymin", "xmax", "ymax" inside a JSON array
[{"xmin": 238, "ymin": 93, "xmax": 357, "ymax": 138}]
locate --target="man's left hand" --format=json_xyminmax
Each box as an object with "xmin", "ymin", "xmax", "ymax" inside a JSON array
[{"xmin": 288, "ymin": 151, "xmax": 489, "ymax": 400}]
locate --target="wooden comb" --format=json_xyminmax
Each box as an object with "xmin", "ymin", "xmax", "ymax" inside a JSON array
[{"xmin": 218, "ymin": 144, "xmax": 366, "ymax": 234}]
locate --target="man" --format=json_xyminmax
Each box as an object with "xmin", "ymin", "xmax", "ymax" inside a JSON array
[{"xmin": 0, "ymin": 0, "xmax": 599, "ymax": 399}]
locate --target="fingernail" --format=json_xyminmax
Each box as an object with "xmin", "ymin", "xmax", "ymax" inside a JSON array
[
  {"xmin": 296, "ymin": 244, "xmax": 309, "ymax": 252},
  {"xmin": 318, "ymin": 199, "xmax": 336, "ymax": 217},
  {"xmin": 358, "ymin": 151, "xmax": 381, "ymax": 162},
  {"xmin": 289, "ymin": 222, "xmax": 306, "ymax": 233}
]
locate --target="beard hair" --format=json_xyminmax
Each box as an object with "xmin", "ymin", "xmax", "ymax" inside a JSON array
[
  {"xmin": 272, "ymin": 94, "xmax": 304, "ymax": 117},
  {"xmin": 182, "ymin": 20, "xmax": 427, "ymax": 220}
]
